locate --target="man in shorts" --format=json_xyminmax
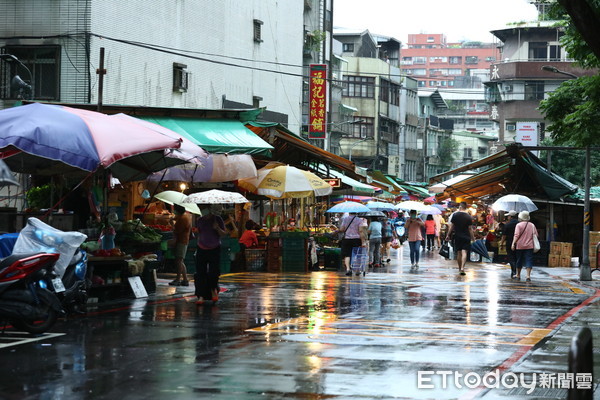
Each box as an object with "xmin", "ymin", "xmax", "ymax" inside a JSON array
[
  {"xmin": 445, "ymin": 202, "xmax": 475, "ymax": 275},
  {"xmin": 169, "ymin": 204, "xmax": 192, "ymax": 286}
]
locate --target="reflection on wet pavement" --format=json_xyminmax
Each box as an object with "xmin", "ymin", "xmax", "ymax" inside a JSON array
[{"xmin": 0, "ymin": 246, "xmax": 596, "ymax": 399}]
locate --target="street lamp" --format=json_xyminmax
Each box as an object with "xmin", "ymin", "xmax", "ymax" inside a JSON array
[
  {"xmin": 541, "ymin": 65, "xmax": 578, "ymax": 79},
  {"xmin": 541, "ymin": 65, "xmax": 591, "ymax": 280},
  {"xmin": 0, "ymin": 54, "xmax": 33, "ymax": 99},
  {"xmin": 348, "ymin": 136, "xmax": 373, "ymax": 161}
]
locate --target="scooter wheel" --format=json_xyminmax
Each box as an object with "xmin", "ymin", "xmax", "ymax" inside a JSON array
[{"xmin": 11, "ymin": 307, "xmax": 58, "ymax": 335}]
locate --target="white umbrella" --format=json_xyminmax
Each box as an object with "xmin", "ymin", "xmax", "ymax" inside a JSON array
[
  {"xmin": 154, "ymin": 190, "xmax": 201, "ymax": 215},
  {"xmin": 395, "ymin": 201, "xmax": 429, "ymax": 212},
  {"xmin": 492, "ymin": 194, "xmax": 538, "ymax": 213},
  {"xmin": 419, "ymin": 205, "xmax": 442, "ymax": 215},
  {"xmin": 183, "ymin": 189, "xmax": 249, "ymax": 204},
  {"xmin": 326, "ymin": 201, "xmax": 370, "ymax": 213}
]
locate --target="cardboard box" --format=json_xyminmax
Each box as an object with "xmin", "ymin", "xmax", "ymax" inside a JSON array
[
  {"xmin": 548, "ymin": 254, "xmax": 560, "ymax": 267},
  {"xmin": 560, "ymin": 255, "xmax": 572, "ymax": 268},
  {"xmin": 560, "ymin": 242, "xmax": 573, "ymax": 257},
  {"xmin": 589, "ymin": 231, "xmax": 600, "ymax": 244},
  {"xmin": 550, "ymin": 241, "xmax": 562, "ymax": 255}
]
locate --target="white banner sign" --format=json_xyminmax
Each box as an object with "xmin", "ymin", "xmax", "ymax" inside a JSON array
[{"xmin": 515, "ymin": 122, "xmax": 538, "ymax": 146}]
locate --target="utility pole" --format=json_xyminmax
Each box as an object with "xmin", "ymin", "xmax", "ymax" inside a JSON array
[{"xmin": 97, "ymin": 47, "xmax": 106, "ymax": 113}]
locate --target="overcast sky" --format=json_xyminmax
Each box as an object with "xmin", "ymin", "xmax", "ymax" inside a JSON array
[{"xmin": 333, "ymin": 0, "xmax": 540, "ymax": 43}]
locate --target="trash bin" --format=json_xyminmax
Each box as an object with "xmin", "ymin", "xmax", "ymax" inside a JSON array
[{"xmin": 324, "ymin": 247, "xmax": 342, "ymax": 270}]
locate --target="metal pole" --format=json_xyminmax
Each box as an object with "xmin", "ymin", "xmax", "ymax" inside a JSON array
[
  {"xmin": 580, "ymin": 146, "xmax": 592, "ymax": 280},
  {"xmin": 96, "ymin": 47, "xmax": 106, "ymax": 113},
  {"xmin": 547, "ymin": 150, "xmax": 555, "ymax": 241}
]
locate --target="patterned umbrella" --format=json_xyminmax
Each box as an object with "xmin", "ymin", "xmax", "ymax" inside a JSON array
[
  {"xmin": 326, "ymin": 201, "xmax": 370, "ymax": 213},
  {"xmin": 238, "ymin": 165, "xmax": 332, "ymax": 199},
  {"xmin": 183, "ymin": 189, "xmax": 249, "ymax": 204}
]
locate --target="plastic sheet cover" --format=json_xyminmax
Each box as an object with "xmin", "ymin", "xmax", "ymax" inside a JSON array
[{"xmin": 13, "ymin": 218, "xmax": 87, "ymax": 278}]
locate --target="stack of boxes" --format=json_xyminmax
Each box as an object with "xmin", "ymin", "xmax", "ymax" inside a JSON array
[
  {"xmin": 589, "ymin": 231, "xmax": 600, "ymax": 268},
  {"xmin": 547, "ymin": 241, "xmax": 573, "ymax": 267}
]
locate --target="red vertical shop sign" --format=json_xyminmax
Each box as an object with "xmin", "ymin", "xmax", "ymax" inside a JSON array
[{"xmin": 309, "ymin": 64, "xmax": 327, "ymax": 139}]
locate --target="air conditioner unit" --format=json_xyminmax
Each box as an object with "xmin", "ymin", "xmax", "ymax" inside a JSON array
[
  {"xmin": 504, "ymin": 85, "xmax": 513, "ymax": 92},
  {"xmin": 506, "ymin": 123, "xmax": 516, "ymax": 131}
]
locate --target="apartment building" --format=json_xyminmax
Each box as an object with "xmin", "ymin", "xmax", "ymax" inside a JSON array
[
  {"xmin": 485, "ymin": 21, "xmax": 595, "ymax": 144},
  {"xmin": 402, "ymin": 34, "xmax": 500, "ymax": 89},
  {"xmin": 0, "ymin": 0, "xmax": 304, "ymax": 133},
  {"xmin": 332, "ymin": 29, "xmax": 405, "ymax": 176}
]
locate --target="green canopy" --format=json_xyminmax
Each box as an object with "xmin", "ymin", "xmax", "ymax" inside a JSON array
[{"xmin": 139, "ymin": 117, "xmax": 273, "ymax": 156}]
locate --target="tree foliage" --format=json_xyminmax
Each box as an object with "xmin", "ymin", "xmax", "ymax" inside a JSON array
[
  {"xmin": 540, "ymin": 139, "xmax": 600, "ymax": 186},
  {"xmin": 538, "ymin": 0, "xmax": 600, "ymax": 147}
]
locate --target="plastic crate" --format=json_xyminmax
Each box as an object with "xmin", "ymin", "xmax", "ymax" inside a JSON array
[{"xmin": 245, "ymin": 249, "xmax": 267, "ymax": 272}]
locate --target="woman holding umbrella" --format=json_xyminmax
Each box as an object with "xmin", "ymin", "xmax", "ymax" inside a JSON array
[
  {"xmin": 194, "ymin": 204, "xmax": 227, "ymax": 304},
  {"xmin": 511, "ymin": 211, "xmax": 538, "ymax": 282}
]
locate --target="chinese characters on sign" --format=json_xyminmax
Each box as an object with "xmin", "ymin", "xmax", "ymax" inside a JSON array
[
  {"xmin": 309, "ymin": 64, "xmax": 327, "ymax": 139},
  {"xmin": 515, "ymin": 122, "xmax": 539, "ymax": 146}
]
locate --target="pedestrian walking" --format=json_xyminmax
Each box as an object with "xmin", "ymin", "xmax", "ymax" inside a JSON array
[
  {"xmin": 380, "ymin": 212, "xmax": 394, "ymax": 263},
  {"xmin": 338, "ymin": 213, "xmax": 368, "ymax": 276},
  {"xmin": 168, "ymin": 204, "xmax": 192, "ymax": 287},
  {"xmin": 500, "ymin": 210, "xmax": 519, "ymax": 278},
  {"xmin": 405, "ymin": 210, "xmax": 425, "ymax": 269},
  {"xmin": 433, "ymin": 213, "xmax": 443, "ymax": 248},
  {"xmin": 511, "ymin": 211, "xmax": 538, "ymax": 282},
  {"xmin": 424, "ymin": 214, "xmax": 436, "ymax": 251},
  {"xmin": 194, "ymin": 205, "xmax": 227, "ymax": 304},
  {"xmin": 445, "ymin": 202, "xmax": 475, "ymax": 275},
  {"xmin": 367, "ymin": 216, "xmax": 382, "ymax": 268}
]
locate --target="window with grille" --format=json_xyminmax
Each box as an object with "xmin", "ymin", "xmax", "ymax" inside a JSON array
[
  {"xmin": 173, "ymin": 63, "xmax": 189, "ymax": 92},
  {"xmin": 1, "ymin": 45, "xmax": 60, "ymax": 100},
  {"xmin": 253, "ymin": 19, "xmax": 263, "ymax": 43},
  {"xmin": 349, "ymin": 117, "xmax": 374, "ymax": 138},
  {"xmin": 524, "ymin": 81, "xmax": 544, "ymax": 100},
  {"xmin": 343, "ymin": 76, "xmax": 375, "ymax": 98}
]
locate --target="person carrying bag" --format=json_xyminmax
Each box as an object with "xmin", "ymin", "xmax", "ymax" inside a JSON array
[{"xmin": 511, "ymin": 211, "xmax": 538, "ymax": 282}]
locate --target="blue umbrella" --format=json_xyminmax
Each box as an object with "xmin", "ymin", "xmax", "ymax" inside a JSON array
[
  {"xmin": 326, "ymin": 201, "xmax": 370, "ymax": 213},
  {"xmin": 366, "ymin": 201, "xmax": 395, "ymax": 211},
  {"xmin": 470, "ymin": 239, "xmax": 489, "ymax": 259}
]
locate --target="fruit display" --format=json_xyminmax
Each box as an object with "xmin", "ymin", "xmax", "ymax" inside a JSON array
[{"xmin": 92, "ymin": 248, "xmax": 126, "ymax": 257}]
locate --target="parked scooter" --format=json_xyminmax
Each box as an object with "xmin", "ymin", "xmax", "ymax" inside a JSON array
[
  {"xmin": 0, "ymin": 252, "xmax": 64, "ymax": 334},
  {"xmin": 41, "ymin": 249, "xmax": 88, "ymax": 314},
  {"xmin": 394, "ymin": 219, "xmax": 406, "ymax": 244},
  {"xmin": 12, "ymin": 218, "xmax": 88, "ymax": 316}
]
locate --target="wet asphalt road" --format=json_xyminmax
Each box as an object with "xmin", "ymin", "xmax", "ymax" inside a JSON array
[{"xmin": 1, "ymin": 245, "xmax": 598, "ymax": 400}]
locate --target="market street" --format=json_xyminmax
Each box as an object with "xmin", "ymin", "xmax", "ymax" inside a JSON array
[{"xmin": 1, "ymin": 245, "xmax": 599, "ymax": 400}]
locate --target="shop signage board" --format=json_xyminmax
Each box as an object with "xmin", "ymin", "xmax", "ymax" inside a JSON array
[
  {"xmin": 309, "ymin": 64, "xmax": 327, "ymax": 139},
  {"xmin": 324, "ymin": 178, "xmax": 341, "ymax": 188},
  {"xmin": 515, "ymin": 122, "xmax": 539, "ymax": 146},
  {"xmin": 128, "ymin": 276, "xmax": 148, "ymax": 298}
]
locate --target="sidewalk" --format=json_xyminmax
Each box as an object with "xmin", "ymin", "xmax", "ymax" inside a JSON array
[{"xmin": 477, "ymin": 266, "xmax": 600, "ymax": 399}]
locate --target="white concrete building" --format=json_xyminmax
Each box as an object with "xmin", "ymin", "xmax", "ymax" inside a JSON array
[{"xmin": 0, "ymin": 0, "xmax": 304, "ymax": 133}]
